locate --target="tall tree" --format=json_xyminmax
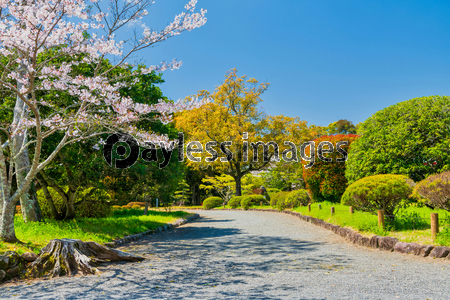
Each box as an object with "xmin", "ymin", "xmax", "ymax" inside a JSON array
[
  {"xmin": 0, "ymin": 0, "xmax": 207, "ymax": 242},
  {"xmin": 175, "ymin": 69, "xmax": 311, "ymax": 196}
]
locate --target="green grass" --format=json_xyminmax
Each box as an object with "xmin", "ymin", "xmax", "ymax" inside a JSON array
[
  {"xmin": 290, "ymin": 201, "xmax": 450, "ymax": 246},
  {"xmin": 0, "ymin": 208, "xmax": 190, "ymax": 255}
]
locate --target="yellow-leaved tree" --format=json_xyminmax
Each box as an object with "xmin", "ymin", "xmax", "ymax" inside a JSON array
[{"xmin": 175, "ymin": 69, "xmax": 312, "ymax": 196}]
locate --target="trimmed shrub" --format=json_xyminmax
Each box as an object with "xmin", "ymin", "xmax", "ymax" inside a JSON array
[
  {"xmin": 203, "ymin": 197, "xmax": 223, "ymax": 210},
  {"xmin": 284, "ymin": 189, "xmax": 310, "ymax": 208},
  {"xmin": 241, "ymin": 195, "xmax": 266, "ymax": 210},
  {"xmin": 229, "ymin": 196, "xmax": 244, "ymax": 208},
  {"xmin": 270, "ymin": 191, "xmax": 288, "ymax": 207},
  {"xmin": 267, "ymin": 188, "xmax": 281, "ymax": 194},
  {"xmin": 303, "ymin": 134, "xmax": 359, "ymax": 202},
  {"xmin": 112, "ymin": 205, "xmax": 122, "ymax": 210},
  {"xmin": 341, "ymin": 174, "xmax": 415, "ymax": 217},
  {"xmin": 126, "ymin": 202, "xmax": 145, "ymax": 207},
  {"xmin": 346, "ymin": 96, "xmax": 450, "ymax": 184},
  {"xmin": 413, "ymin": 171, "xmax": 450, "ymax": 211},
  {"xmin": 75, "ymin": 200, "xmax": 112, "ymax": 218}
]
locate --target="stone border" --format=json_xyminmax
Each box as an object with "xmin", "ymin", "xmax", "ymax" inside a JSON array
[
  {"xmin": 103, "ymin": 214, "xmax": 200, "ymax": 248},
  {"xmin": 205, "ymin": 208, "xmax": 450, "ymax": 260}
]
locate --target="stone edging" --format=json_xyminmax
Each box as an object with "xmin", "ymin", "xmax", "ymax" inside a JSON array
[
  {"xmin": 103, "ymin": 214, "xmax": 200, "ymax": 248},
  {"xmin": 212, "ymin": 208, "xmax": 450, "ymax": 260}
]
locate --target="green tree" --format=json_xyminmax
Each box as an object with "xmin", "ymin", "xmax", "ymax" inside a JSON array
[{"xmin": 346, "ymin": 95, "xmax": 450, "ymax": 184}]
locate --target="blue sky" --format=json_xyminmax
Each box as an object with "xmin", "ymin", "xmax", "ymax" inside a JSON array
[{"xmin": 128, "ymin": 0, "xmax": 450, "ymax": 127}]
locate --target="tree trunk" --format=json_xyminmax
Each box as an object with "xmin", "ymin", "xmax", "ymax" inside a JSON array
[
  {"xmin": 27, "ymin": 239, "xmax": 145, "ymax": 278},
  {"xmin": 143, "ymin": 195, "xmax": 149, "ymax": 215},
  {"xmin": 36, "ymin": 175, "xmax": 61, "ymax": 220},
  {"xmin": 65, "ymin": 189, "xmax": 77, "ymax": 220},
  {"xmin": 235, "ymin": 175, "xmax": 242, "ymax": 196},
  {"xmin": 11, "ymin": 70, "xmax": 42, "ymax": 223},
  {"xmin": 0, "ymin": 200, "xmax": 19, "ymax": 242}
]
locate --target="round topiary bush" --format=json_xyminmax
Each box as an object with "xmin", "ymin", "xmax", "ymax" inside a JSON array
[
  {"xmin": 228, "ymin": 196, "xmax": 244, "ymax": 208},
  {"xmin": 203, "ymin": 197, "xmax": 224, "ymax": 210},
  {"xmin": 284, "ymin": 189, "xmax": 310, "ymax": 208},
  {"xmin": 413, "ymin": 171, "xmax": 450, "ymax": 211},
  {"xmin": 346, "ymin": 95, "xmax": 450, "ymax": 184},
  {"xmin": 341, "ymin": 174, "xmax": 415, "ymax": 217},
  {"xmin": 270, "ymin": 191, "xmax": 287, "ymax": 207},
  {"xmin": 241, "ymin": 195, "xmax": 266, "ymax": 210}
]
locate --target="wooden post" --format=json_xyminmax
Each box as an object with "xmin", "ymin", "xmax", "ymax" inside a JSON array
[
  {"xmin": 308, "ymin": 204, "xmax": 311, "ymax": 212},
  {"xmin": 331, "ymin": 207, "xmax": 335, "ymax": 215},
  {"xmin": 318, "ymin": 204, "xmax": 322, "ymax": 209},
  {"xmin": 349, "ymin": 206, "xmax": 354, "ymax": 214},
  {"xmin": 431, "ymin": 213, "xmax": 439, "ymax": 241},
  {"xmin": 378, "ymin": 210, "xmax": 384, "ymax": 228}
]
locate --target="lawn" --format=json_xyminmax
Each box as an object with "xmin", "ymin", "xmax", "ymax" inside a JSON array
[{"xmin": 0, "ymin": 208, "xmax": 190, "ymax": 255}]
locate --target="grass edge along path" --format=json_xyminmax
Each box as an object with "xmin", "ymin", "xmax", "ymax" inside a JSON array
[
  {"xmin": 204, "ymin": 202, "xmax": 450, "ymax": 247},
  {"xmin": 0, "ymin": 208, "xmax": 191, "ymax": 255}
]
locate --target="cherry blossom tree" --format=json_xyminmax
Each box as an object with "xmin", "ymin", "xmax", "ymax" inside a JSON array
[{"xmin": 0, "ymin": 0, "xmax": 207, "ymax": 241}]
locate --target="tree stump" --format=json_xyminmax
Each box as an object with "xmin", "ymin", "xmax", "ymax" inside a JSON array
[{"xmin": 27, "ymin": 239, "xmax": 145, "ymax": 278}]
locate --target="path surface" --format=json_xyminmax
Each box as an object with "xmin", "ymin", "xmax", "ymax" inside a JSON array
[{"xmin": 2, "ymin": 210, "xmax": 450, "ymax": 299}]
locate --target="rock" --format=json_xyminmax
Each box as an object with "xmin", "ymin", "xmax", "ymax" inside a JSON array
[
  {"xmin": 6, "ymin": 266, "xmax": 20, "ymax": 277},
  {"xmin": 419, "ymin": 245, "xmax": 434, "ymax": 257},
  {"xmin": 0, "ymin": 270, "xmax": 6, "ymax": 282},
  {"xmin": 378, "ymin": 237, "xmax": 399, "ymax": 251},
  {"xmin": 394, "ymin": 242, "xmax": 422, "ymax": 255},
  {"xmin": 429, "ymin": 246, "xmax": 450, "ymax": 258},
  {"xmin": 369, "ymin": 236, "xmax": 380, "ymax": 248},
  {"xmin": 21, "ymin": 252, "xmax": 38, "ymax": 262},
  {"xmin": 349, "ymin": 232, "xmax": 362, "ymax": 244},
  {"xmin": 163, "ymin": 225, "xmax": 168, "ymax": 230},
  {"xmin": 359, "ymin": 237, "xmax": 370, "ymax": 247}
]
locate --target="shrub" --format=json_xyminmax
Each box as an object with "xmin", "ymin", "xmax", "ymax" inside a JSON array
[
  {"xmin": 75, "ymin": 200, "xmax": 112, "ymax": 218},
  {"xmin": 131, "ymin": 205, "xmax": 142, "ymax": 210},
  {"xmin": 203, "ymin": 197, "xmax": 223, "ymax": 210},
  {"xmin": 413, "ymin": 171, "xmax": 450, "ymax": 211},
  {"xmin": 241, "ymin": 195, "xmax": 266, "ymax": 210},
  {"xmin": 126, "ymin": 202, "xmax": 145, "ymax": 207},
  {"xmin": 112, "ymin": 205, "xmax": 122, "ymax": 210},
  {"xmin": 284, "ymin": 189, "xmax": 310, "ymax": 208},
  {"xmin": 267, "ymin": 188, "xmax": 281, "ymax": 194},
  {"xmin": 341, "ymin": 174, "xmax": 415, "ymax": 217},
  {"xmin": 229, "ymin": 196, "xmax": 244, "ymax": 208},
  {"xmin": 303, "ymin": 134, "xmax": 359, "ymax": 202},
  {"xmin": 346, "ymin": 96, "xmax": 450, "ymax": 184},
  {"xmin": 270, "ymin": 191, "xmax": 288, "ymax": 207}
]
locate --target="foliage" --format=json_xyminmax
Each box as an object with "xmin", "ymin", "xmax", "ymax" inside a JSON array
[
  {"xmin": 175, "ymin": 69, "xmax": 312, "ymax": 196},
  {"xmin": 228, "ymin": 196, "xmax": 244, "ymax": 208},
  {"xmin": 126, "ymin": 202, "xmax": 146, "ymax": 208},
  {"xmin": 345, "ymin": 95, "xmax": 450, "ymax": 185},
  {"xmin": 242, "ymin": 174, "xmax": 265, "ymax": 195},
  {"xmin": 203, "ymin": 197, "xmax": 224, "ymax": 210},
  {"xmin": 270, "ymin": 191, "xmax": 288, "ymax": 207},
  {"xmin": 0, "ymin": 210, "xmax": 189, "ymax": 255},
  {"xmin": 267, "ymin": 188, "xmax": 281, "ymax": 194},
  {"xmin": 200, "ymin": 174, "xmax": 235, "ymax": 202},
  {"xmin": 303, "ymin": 134, "xmax": 358, "ymax": 202},
  {"xmin": 241, "ymin": 195, "xmax": 266, "ymax": 210},
  {"xmin": 341, "ymin": 174, "xmax": 415, "ymax": 217},
  {"xmin": 75, "ymin": 201, "xmax": 112, "ymax": 219},
  {"xmin": 323, "ymin": 119, "xmax": 357, "ymax": 135},
  {"xmin": 413, "ymin": 171, "xmax": 450, "ymax": 211},
  {"xmin": 285, "ymin": 189, "xmax": 310, "ymax": 208},
  {"xmin": 262, "ymin": 161, "xmax": 304, "ymax": 191}
]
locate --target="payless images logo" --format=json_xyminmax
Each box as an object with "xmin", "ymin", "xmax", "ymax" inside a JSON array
[{"xmin": 103, "ymin": 132, "xmax": 349, "ymax": 169}]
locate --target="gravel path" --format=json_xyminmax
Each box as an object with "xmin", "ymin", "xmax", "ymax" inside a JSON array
[{"xmin": 2, "ymin": 210, "xmax": 450, "ymax": 299}]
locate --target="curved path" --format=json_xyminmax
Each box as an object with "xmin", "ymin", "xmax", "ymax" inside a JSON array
[{"xmin": 2, "ymin": 210, "xmax": 450, "ymax": 299}]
